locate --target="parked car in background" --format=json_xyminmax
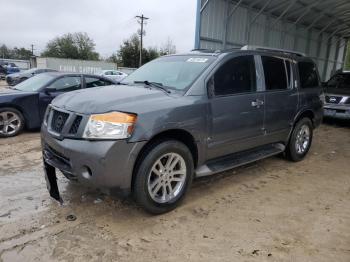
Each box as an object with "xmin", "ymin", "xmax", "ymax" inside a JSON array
[
  {"xmin": 323, "ymin": 71, "xmax": 350, "ymax": 120},
  {"xmin": 6, "ymin": 68, "xmax": 57, "ymax": 86},
  {"xmin": 41, "ymin": 46, "xmax": 323, "ymax": 214},
  {"xmin": 0, "ymin": 61, "xmax": 20, "ymax": 76},
  {"xmin": 0, "ymin": 65, "xmax": 6, "ymax": 79},
  {"xmin": 0, "ymin": 72, "xmax": 116, "ymax": 137},
  {"xmin": 99, "ymin": 70, "xmax": 128, "ymax": 82}
]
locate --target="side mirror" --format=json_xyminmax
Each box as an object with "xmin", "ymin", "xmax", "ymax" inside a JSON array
[{"xmin": 44, "ymin": 88, "xmax": 56, "ymax": 95}]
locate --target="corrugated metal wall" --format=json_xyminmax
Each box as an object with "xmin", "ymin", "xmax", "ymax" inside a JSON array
[{"xmin": 196, "ymin": 0, "xmax": 348, "ymax": 81}]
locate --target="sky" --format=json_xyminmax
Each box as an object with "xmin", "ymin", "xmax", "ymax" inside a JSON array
[{"xmin": 0, "ymin": 0, "xmax": 198, "ymax": 58}]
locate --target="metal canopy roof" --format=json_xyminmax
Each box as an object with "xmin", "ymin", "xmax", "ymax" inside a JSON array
[
  {"xmin": 246, "ymin": 0, "xmax": 350, "ymax": 38},
  {"xmin": 196, "ymin": 0, "xmax": 350, "ymax": 80},
  {"xmin": 201, "ymin": 0, "xmax": 350, "ymax": 39}
]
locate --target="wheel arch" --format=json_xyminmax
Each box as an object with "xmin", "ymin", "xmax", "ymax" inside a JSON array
[
  {"xmin": 131, "ymin": 129, "xmax": 198, "ymax": 191},
  {"xmin": 0, "ymin": 104, "xmax": 27, "ymax": 127},
  {"xmin": 294, "ymin": 109, "xmax": 315, "ymax": 128}
]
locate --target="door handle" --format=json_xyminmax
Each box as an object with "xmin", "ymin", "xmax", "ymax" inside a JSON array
[{"xmin": 251, "ymin": 99, "xmax": 264, "ymax": 108}]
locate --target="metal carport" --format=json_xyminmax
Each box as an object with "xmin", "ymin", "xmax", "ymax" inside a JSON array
[{"xmin": 195, "ymin": 0, "xmax": 350, "ymax": 81}]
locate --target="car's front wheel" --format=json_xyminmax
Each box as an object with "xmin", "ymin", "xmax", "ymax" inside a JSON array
[
  {"xmin": 0, "ymin": 108, "xmax": 25, "ymax": 138},
  {"xmin": 133, "ymin": 140, "xmax": 194, "ymax": 214},
  {"xmin": 286, "ymin": 117, "xmax": 313, "ymax": 162}
]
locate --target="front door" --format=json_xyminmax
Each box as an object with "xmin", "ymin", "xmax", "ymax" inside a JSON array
[
  {"xmin": 39, "ymin": 75, "xmax": 82, "ymax": 120},
  {"xmin": 208, "ymin": 55, "xmax": 265, "ymax": 159}
]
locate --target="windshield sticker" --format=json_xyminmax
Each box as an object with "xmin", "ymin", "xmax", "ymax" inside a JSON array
[{"xmin": 186, "ymin": 58, "xmax": 209, "ymax": 63}]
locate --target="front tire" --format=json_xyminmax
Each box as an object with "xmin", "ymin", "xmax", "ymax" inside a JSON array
[
  {"xmin": 286, "ymin": 118, "xmax": 313, "ymax": 162},
  {"xmin": 0, "ymin": 108, "xmax": 25, "ymax": 138},
  {"xmin": 133, "ymin": 140, "xmax": 194, "ymax": 214}
]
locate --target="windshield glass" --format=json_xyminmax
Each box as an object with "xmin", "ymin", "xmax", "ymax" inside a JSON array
[
  {"xmin": 15, "ymin": 73, "xmax": 55, "ymax": 91},
  {"xmin": 327, "ymin": 74, "xmax": 350, "ymax": 89},
  {"xmin": 123, "ymin": 55, "xmax": 215, "ymax": 91}
]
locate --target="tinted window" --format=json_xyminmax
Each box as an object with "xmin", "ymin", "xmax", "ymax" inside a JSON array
[
  {"xmin": 327, "ymin": 74, "xmax": 350, "ymax": 89},
  {"xmin": 214, "ymin": 55, "xmax": 256, "ymax": 96},
  {"xmin": 48, "ymin": 76, "xmax": 81, "ymax": 92},
  {"xmin": 262, "ymin": 56, "xmax": 288, "ymax": 90},
  {"xmin": 298, "ymin": 62, "xmax": 319, "ymax": 88},
  {"xmin": 85, "ymin": 77, "xmax": 111, "ymax": 88}
]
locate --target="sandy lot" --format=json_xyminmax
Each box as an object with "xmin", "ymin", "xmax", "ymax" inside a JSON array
[{"xmin": 0, "ymin": 114, "xmax": 349, "ymax": 261}]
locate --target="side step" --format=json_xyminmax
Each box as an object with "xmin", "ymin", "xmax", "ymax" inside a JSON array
[{"xmin": 195, "ymin": 143, "xmax": 285, "ymax": 177}]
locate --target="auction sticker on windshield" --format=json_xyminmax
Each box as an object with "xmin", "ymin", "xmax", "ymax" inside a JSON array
[{"xmin": 186, "ymin": 58, "xmax": 209, "ymax": 63}]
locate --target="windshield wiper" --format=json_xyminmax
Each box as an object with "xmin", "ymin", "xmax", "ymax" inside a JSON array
[{"xmin": 134, "ymin": 81, "xmax": 171, "ymax": 94}]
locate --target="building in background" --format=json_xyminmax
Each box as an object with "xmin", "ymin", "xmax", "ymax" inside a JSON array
[{"xmin": 195, "ymin": 0, "xmax": 350, "ymax": 81}]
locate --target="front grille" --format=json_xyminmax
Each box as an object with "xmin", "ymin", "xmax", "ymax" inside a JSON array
[
  {"xmin": 69, "ymin": 116, "xmax": 82, "ymax": 134},
  {"xmin": 50, "ymin": 110, "xmax": 69, "ymax": 133},
  {"xmin": 325, "ymin": 95, "xmax": 342, "ymax": 104}
]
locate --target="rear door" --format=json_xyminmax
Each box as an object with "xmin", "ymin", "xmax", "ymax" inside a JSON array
[
  {"xmin": 260, "ymin": 56, "xmax": 298, "ymax": 143},
  {"xmin": 207, "ymin": 55, "xmax": 265, "ymax": 159}
]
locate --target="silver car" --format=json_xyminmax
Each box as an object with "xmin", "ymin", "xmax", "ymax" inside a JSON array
[{"xmin": 99, "ymin": 70, "xmax": 128, "ymax": 82}]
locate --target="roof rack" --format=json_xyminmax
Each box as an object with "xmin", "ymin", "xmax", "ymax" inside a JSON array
[{"xmin": 241, "ymin": 45, "xmax": 306, "ymax": 57}]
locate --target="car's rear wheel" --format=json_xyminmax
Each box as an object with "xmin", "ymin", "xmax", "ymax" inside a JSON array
[
  {"xmin": 133, "ymin": 140, "xmax": 194, "ymax": 214},
  {"xmin": 286, "ymin": 117, "xmax": 313, "ymax": 162},
  {"xmin": 0, "ymin": 108, "xmax": 24, "ymax": 138}
]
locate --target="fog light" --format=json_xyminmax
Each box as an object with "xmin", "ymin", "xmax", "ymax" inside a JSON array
[{"xmin": 81, "ymin": 166, "xmax": 92, "ymax": 179}]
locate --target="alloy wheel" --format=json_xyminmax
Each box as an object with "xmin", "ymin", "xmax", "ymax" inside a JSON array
[
  {"xmin": 147, "ymin": 152, "xmax": 187, "ymax": 204},
  {"xmin": 0, "ymin": 111, "xmax": 22, "ymax": 136},
  {"xmin": 295, "ymin": 124, "xmax": 310, "ymax": 154}
]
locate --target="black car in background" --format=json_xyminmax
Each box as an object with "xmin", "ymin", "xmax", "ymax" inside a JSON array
[
  {"xmin": 0, "ymin": 72, "xmax": 116, "ymax": 137},
  {"xmin": 6, "ymin": 68, "xmax": 57, "ymax": 86},
  {"xmin": 323, "ymin": 71, "xmax": 350, "ymax": 120}
]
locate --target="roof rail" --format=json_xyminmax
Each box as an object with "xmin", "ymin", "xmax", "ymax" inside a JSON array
[{"xmin": 241, "ymin": 45, "xmax": 306, "ymax": 57}]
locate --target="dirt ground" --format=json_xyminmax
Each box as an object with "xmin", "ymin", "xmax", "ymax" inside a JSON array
[{"xmin": 0, "ymin": 84, "xmax": 349, "ymax": 261}]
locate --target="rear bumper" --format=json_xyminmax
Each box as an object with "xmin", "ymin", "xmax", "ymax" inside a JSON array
[
  {"xmin": 324, "ymin": 104, "xmax": 350, "ymax": 120},
  {"xmin": 41, "ymin": 126, "xmax": 147, "ymax": 197}
]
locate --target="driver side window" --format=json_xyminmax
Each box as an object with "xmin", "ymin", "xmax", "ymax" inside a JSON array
[
  {"xmin": 213, "ymin": 55, "xmax": 256, "ymax": 96},
  {"xmin": 48, "ymin": 76, "xmax": 81, "ymax": 92}
]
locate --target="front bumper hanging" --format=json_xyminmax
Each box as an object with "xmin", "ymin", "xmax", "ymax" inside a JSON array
[{"xmin": 43, "ymin": 160, "xmax": 63, "ymax": 204}]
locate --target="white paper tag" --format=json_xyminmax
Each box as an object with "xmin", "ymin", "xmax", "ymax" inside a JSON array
[{"xmin": 186, "ymin": 58, "xmax": 209, "ymax": 63}]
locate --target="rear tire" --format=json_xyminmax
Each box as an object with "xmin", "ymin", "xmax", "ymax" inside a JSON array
[
  {"xmin": 0, "ymin": 108, "xmax": 25, "ymax": 138},
  {"xmin": 133, "ymin": 140, "xmax": 194, "ymax": 214},
  {"xmin": 286, "ymin": 118, "xmax": 313, "ymax": 162}
]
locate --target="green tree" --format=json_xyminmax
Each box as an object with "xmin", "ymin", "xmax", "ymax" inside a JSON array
[
  {"xmin": 42, "ymin": 32, "xmax": 99, "ymax": 60},
  {"xmin": 117, "ymin": 34, "xmax": 160, "ymax": 68},
  {"xmin": 0, "ymin": 44, "xmax": 32, "ymax": 60}
]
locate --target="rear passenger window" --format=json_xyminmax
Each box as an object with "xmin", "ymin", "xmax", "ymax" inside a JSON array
[
  {"xmin": 214, "ymin": 55, "xmax": 256, "ymax": 96},
  {"xmin": 298, "ymin": 62, "xmax": 319, "ymax": 88},
  {"xmin": 85, "ymin": 77, "xmax": 110, "ymax": 88},
  {"xmin": 262, "ymin": 56, "xmax": 288, "ymax": 90}
]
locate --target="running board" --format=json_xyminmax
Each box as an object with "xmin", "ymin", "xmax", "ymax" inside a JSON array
[{"xmin": 195, "ymin": 143, "xmax": 285, "ymax": 177}]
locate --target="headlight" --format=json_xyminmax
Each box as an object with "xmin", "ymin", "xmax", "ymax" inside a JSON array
[{"xmin": 83, "ymin": 112, "xmax": 137, "ymax": 140}]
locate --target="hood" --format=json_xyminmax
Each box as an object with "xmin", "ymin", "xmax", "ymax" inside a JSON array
[
  {"xmin": 6, "ymin": 72, "xmax": 20, "ymax": 78},
  {"xmin": 325, "ymin": 87, "xmax": 350, "ymax": 96},
  {"xmin": 0, "ymin": 88, "xmax": 37, "ymax": 96},
  {"xmin": 52, "ymin": 85, "xmax": 180, "ymax": 114}
]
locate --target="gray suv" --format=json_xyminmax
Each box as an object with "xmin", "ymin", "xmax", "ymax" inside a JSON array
[
  {"xmin": 41, "ymin": 46, "xmax": 323, "ymax": 214},
  {"xmin": 323, "ymin": 71, "xmax": 350, "ymax": 120}
]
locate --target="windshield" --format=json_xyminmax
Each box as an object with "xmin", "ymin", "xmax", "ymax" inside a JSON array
[
  {"xmin": 123, "ymin": 55, "xmax": 215, "ymax": 91},
  {"xmin": 327, "ymin": 74, "xmax": 350, "ymax": 89},
  {"xmin": 15, "ymin": 73, "xmax": 56, "ymax": 91}
]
